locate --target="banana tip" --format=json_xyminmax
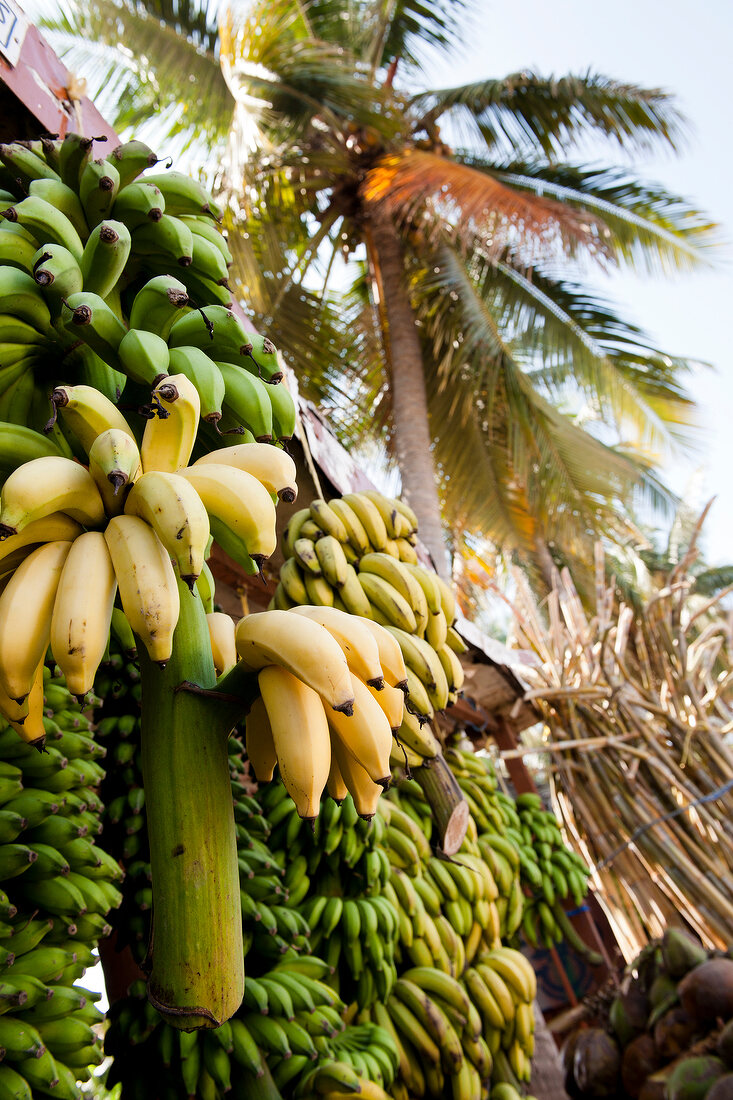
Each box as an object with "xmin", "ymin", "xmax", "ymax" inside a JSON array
[
  {"xmin": 377, "ymin": 775, "xmax": 392, "ymax": 790},
  {"xmin": 0, "ymin": 524, "xmax": 18, "ymax": 540},
  {"xmin": 277, "ymin": 487, "xmax": 297, "ymax": 504},
  {"xmin": 366, "ymin": 676, "xmax": 385, "ymax": 690},
  {"xmin": 331, "ymin": 700, "xmax": 354, "ymax": 717},
  {"xmin": 181, "ymin": 575, "xmax": 198, "ymax": 593}
]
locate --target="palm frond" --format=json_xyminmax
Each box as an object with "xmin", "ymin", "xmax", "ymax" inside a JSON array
[
  {"xmin": 692, "ymin": 566, "xmax": 733, "ymax": 597},
  {"xmin": 411, "ymin": 71, "xmax": 686, "ymax": 159},
  {"xmin": 378, "ymin": 0, "xmax": 467, "ymax": 73},
  {"xmin": 488, "ymin": 159, "xmax": 719, "ymax": 273}
]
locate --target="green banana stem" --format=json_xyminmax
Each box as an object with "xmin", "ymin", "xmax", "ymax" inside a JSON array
[
  {"xmin": 138, "ymin": 575, "xmax": 245, "ymax": 1029},
  {"xmin": 415, "ymin": 753, "xmax": 469, "ymax": 856}
]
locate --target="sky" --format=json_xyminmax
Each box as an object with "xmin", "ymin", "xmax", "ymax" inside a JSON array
[{"xmin": 421, "ymin": 0, "xmax": 733, "ymax": 565}]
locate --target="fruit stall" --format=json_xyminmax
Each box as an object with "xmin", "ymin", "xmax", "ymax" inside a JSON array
[{"xmin": 0, "ymin": 16, "xmax": 731, "ymax": 1100}]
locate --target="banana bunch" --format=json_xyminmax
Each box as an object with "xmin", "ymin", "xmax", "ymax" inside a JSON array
[
  {"xmin": 259, "ymin": 780, "xmax": 398, "ymax": 1007},
  {"xmin": 274, "ymin": 490, "xmax": 467, "ymax": 765},
  {"xmin": 0, "ymin": 384, "xmax": 292, "ymax": 731},
  {"xmin": 445, "ymin": 748, "xmax": 598, "ymax": 960},
  {"xmin": 0, "ymin": 658, "xmax": 123, "ymax": 1099},
  {"xmin": 240, "ymin": 606, "xmax": 420, "ymax": 820},
  {"xmin": 0, "ymin": 134, "xmax": 296, "ymax": 446}
]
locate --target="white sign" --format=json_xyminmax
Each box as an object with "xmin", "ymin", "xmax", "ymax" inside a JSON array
[{"xmin": 0, "ymin": 0, "xmax": 28, "ymax": 68}]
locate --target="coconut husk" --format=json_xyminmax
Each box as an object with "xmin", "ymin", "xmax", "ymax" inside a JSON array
[{"xmin": 679, "ymin": 960, "xmax": 733, "ymax": 1027}]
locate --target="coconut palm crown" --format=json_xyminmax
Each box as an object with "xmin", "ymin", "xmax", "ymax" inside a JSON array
[{"xmin": 34, "ymin": 0, "xmax": 719, "ymax": 590}]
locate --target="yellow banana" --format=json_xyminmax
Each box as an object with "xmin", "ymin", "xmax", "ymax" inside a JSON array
[
  {"xmin": 49, "ymin": 383, "xmax": 135, "ymax": 456},
  {"xmin": 314, "ymin": 536, "xmax": 348, "ymax": 589},
  {"xmin": 384, "ymin": 625, "xmax": 449, "ymax": 710},
  {"xmin": 0, "ymin": 540, "xmax": 72, "ymax": 701},
  {"xmin": 358, "ymin": 489, "xmax": 403, "ymax": 539},
  {"xmin": 88, "ymin": 428, "xmax": 142, "ymax": 517},
  {"xmin": 0, "ymin": 513, "xmax": 82, "ymax": 571},
  {"xmin": 365, "ymin": 679, "xmax": 404, "ymax": 730},
  {"xmin": 0, "ymin": 456, "xmax": 105, "ymax": 537},
  {"xmin": 235, "ymin": 610, "xmax": 355, "ymax": 714},
  {"xmin": 289, "ymin": 605, "xmax": 384, "ymax": 687},
  {"xmin": 293, "ymin": 537, "xmax": 322, "ymax": 576},
  {"xmin": 359, "ymin": 618, "xmax": 408, "ymax": 690},
  {"xmin": 279, "ymin": 557, "xmax": 309, "ymax": 605},
  {"xmin": 396, "ymin": 710, "xmax": 441, "ymax": 759},
  {"xmin": 258, "ymin": 664, "xmax": 331, "ymax": 820},
  {"xmin": 303, "ymin": 571, "xmax": 335, "ymax": 607},
  {"xmin": 342, "ymin": 493, "xmax": 388, "ymax": 549},
  {"xmin": 49, "ymin": 531, "xmax": 117, "ymax": 696},
  {"xmin": 124, "ymin": 470, "xmax": 210, "ymax": 587},
  {"xmin": 338, "ymin": 563, "xmax": 373, "ymax": 617},
  {"xmin": 330, "ymin": 735, "xmax": 382, "ymax": 819},
  {"xmin": 328, "ymin": 497, "xmax": 369, "ymax": 555},
  {"xmin": 326, "ymin": 672, "xmax": 392, "ymax": 786},
  {"xmin": 484, "ymin": 946, "xmax": 537, "ymax": 1003},
  {"xmin": 395, "ymin": 537, "xmax": 418, "ymax": 564},
  {"xmin": 104, "ymin": 514, "xmax": 180, "ymax": 665},
  {"xmin": 0, "ymin": 658, "xmax": 45, "ymax": 746},
  {"xmin": 401, "ymin": 561, "xmax": 442, "ymax": 615},
  {"xmin": 309, "ymin": 499, "xmax": 348, "ymax": 541},
  {"xmin": 358, "ymin": 553, "xmax": 428, "ymax": 633},
  {"xmin": 359, "ymin": 572, "xmax": 417, "ymax": 633},
  {"xmin": 425, "ymin": 606, "xmax": 448, "ymax": 649},
  {"xmin": 244, "ymin": 695, "xmax": 277, "ymax": 782},
  {"xmin": 404, "ymin": 667, "xmax": 434, "ymax": 719},
  {"xmin": 206, "ymin": 611, "xmax": 237, "ymax": 676},
  {"xmin": 326, "ymin": 750, "xmax": 349, "ymax": 802},
  {"xmin": 437, "ymin": 642, "xmax": 464, "ymax": 692},
  {"xmin": 181, "ymin": 463, "xmax": 277, "ymax": 569},
  {"xmin": 192, "ymin": 441, "xmax": 297, "ymax": 502},
  {"xmin": 140, "ymin": 373, "xmax": 200, "ymax": 474},
  {"xmin": 434, "ymin": 573, "xmax": 456, "ymax": 624}
]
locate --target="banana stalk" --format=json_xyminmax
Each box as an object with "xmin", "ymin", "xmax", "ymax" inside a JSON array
[
  {"xmin": 139, "ymin": 575, "xmax": 248, "ymax": 1029},
  {"xmin": 414, "ymin": 754, "xmax": 469, "ymax": 856}
]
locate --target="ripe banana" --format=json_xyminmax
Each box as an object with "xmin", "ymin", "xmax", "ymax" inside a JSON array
[
  {"xmin": 48, "ymin": 384, "xmax": 135, "ymax": 458},
  {"xmin": 124, "ymin": 470, "xmax": 210, "ymax": 587},
  {"xmin": 0, "ymin": 456, "xmax": 105, "ymax": 537},
  {"xmin": 0, "ymin": 540, "xmax": 72, "ymax": 701},
  {"xmin": 192, "ymin": 441, "xmax": 297, "ymax": 503},
  {"xmin": 330, "ymin": 736, "xmax": 383, "ymax": 819},
  {"xmin": 87, "ymin": 428, "xmax": 142, "ymax": 517},
  {"xmin": 234, "ymin": 610, "xmax": 354, "ymax": 714},
  {"xmin": 258, "ymin": 665, "xmax": 331, "ymax": 820},
  {"xmin": 327, "ymin": 673, "xmax": 392, "ymax": 786},
  {"xmin": 180, "ymin": 463, "xmax": 277, "ymax": 569},
  {"xmin": 140, "ymin": 373, "xmax": 200, "ymax": 474},
  {"xmin": 104, "ymin": 514, "xmax": 180, "ymax": 665},
  {"xmin": 360, "ymin": 572, "xmax": 417, "ymax": 633},
  {"xmin": 288, "ymin": 606, "xmax": 384, "ymax": 687},
  {"xmin": 206, "ymin": 612, "xmax": 237, "ymax": 676},
  {"xmin": 244, "ymin": 695, "xmax": 277, "ymax": 782},
  {"xmin": 342, "ymin": 493, "xmax": 388, "ymax": 550},
  {"xmin": 49, "ymin": 532, "xmax": 117, "ymax": 696}
]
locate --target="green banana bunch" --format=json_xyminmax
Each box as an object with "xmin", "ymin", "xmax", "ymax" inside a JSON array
[{"xmin": 0, "ymin": 658, "xmax": 122, "ymax": 1098}]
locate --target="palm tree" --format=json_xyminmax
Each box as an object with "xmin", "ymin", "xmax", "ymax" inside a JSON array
[{"xmin": 33, "ymin": 0, "xmax": 718, "ymax": 587}]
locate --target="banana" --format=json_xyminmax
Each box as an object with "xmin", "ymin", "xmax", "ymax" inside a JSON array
[
  {"xmin": 180, "ymin": 215, "xmax": 232, "ymax": 265},
  {"xmin": 140, "ymin": 171, "xmax": 220, "ymax": 219},
  {"xmin": 111, "ymin": 179, "xmax": 165, "ymax": 229},
  {"xmin": 0, "ymin": 268, "xmax": 52, "ymax": 331},
  {"xmin": 326, "ymin": 751, "xmax": 349, "ymax": 801},
  {"xmin": 360, "ymin": 572, "xmax": 417, "ymax": 633},
  {"xmin": 404, "ymin": 667, "xmax": 434, "ymax": 719},
  {"xmin": 196, "ymin": 559, "xmax": 215, "ymax": 613},
  {"xmin": 309, "ymin": 499, "xmax": 348, "ymax": 542},
  {"xmin": 0, "ymin": 313, "xmax": 50, "ymax": 346},
  {"xmin": 244, "ymin": 695, "xmax": 277, "ymax": 782},
  {"xmin": 395, "ymin": 537, "xmax": 418, "ymax": 564},
  {"xmin": 358, "ymin": 617, "xmax": 408, "ymax": 689},
  {"xmin": 140, "ymin": 373, "xmax": 201, "ymax": 474},
  {"xmin": 339, "ymin": 563, "xmax": 374, "ymax": 617},
  {"xmin": 243, "ymin": 333, "xmax": 283, "ymax": 384},
  {"xmin": 425, "ymin": 606, "xmax": 448, "ymax": 650},
  {"xmin": 103, "ymin": 514, "xmax": 180, "ymax": 665},
  {"xmin": 49, "ymin": 531, "xmax": 117, "ymax": 697},
  {"xmin": 289, "ymin": 606, "xmax": 385, "ymax": 687},
  {"xmin": 168, "ymin": 346, "xmax": 225, "ymax": 426},
  {"xmin": 132, "ymin": 213, "xmax": 193, "ymax": 266},
  {"xmin": 279, "ymin": 557, "xmax": 309, "ymax": 604},
  {"xmin": 61, "ymin": 291, "xmax": 127, "ymax": 369},
  {"xmin": 315, "ymin": 536, "xmax": 349, "ymax": 588},
  {"xmin": 365, "ymin": 679, "xmax": 405, "ymax": 732},
  {"xmin": 218, "ymin": 359, "xmax": 274, "ymax": 440},
  {"xmin": 107, "ymin": 138, "xmax": 160, "ymax": 186},
  {"xmin": 79, "ymin": 220, "xmax": 132, "ymax": 298},
  {"xmin": 47, "ymin": 384, "xmax": 135, "ymax": 458},
  {"xmin": 437, "ymin": 642, "xmax": 464, "ymax": 692},
  {"xmin": 0, "ymin": 455, "xmax": 105, "ymax": 537},
  {"xmin": 57, "ymin": 132, "xmax": 94, "ymax": 188},
  {"xmin": 266, "ymin": 381, "xmax": 296, "ymax": 445},
  {"xmin": 293, "ymin": 537, "xmax": 322, "ymax": 576},
  {"xmin": 0, "ymin": 229, "xmax": 42, "ymax": 272},
  {"xmin": 206, "ymin": 611, "xmax": 237, "ymax": 676},
  {"xmin": 180, "ymin": 463, "xmax": 277, "ymax": 569},
  {"xmin": 343, "ymin": 493, "xmax": 388, "ymax": 550},
  {"xmin": 0, "ymin": 141, "xmax": 60, "ymax": 184},
  {"xmin": 474, "ymin": 963, "xmax": 517, "ymax": 1026},
  {"xmin": 0, "ymin": 657, "xmax": 45, "ymax": 744},
  {"xmin": 383, "ymin": 625, "xmax": 450, "ymax": 710},
  {"xmin": 191, "ymin": 231, "xmax": 230, "ymax": 285},
  {"xmin": 31, "ymin": 242, "xmax": 84, "ymax": 315},
  {"xmin": 88, "ymin": 428, "xmax": 142, "ymax": 517},
  {"xmin": 118, "ymin": 327, "xmax": 171, "ymax": 387},
  {"xmin": 192, "ymin": 441, "xmax": 297, "ymax": 501},
  {"xmin": 330, "ymin": 736, "xmax": 383, "ymax": 819},
  {"xmin": 326, "ymin": 672, "xmax": 392, "ymax": 786},
  {"xmin": 396, "ymin": 711, "xmax": 441, "ymax": 761},
  {"xmin": 124, "ymin": 470, "xmax": 210, "ymax": 587},
  {"xmin": 434, "ymin": 573, "xmax": 457, "ymax": 625},
  {"xmin": 1, "ymin": 195, "xmax": 84, "ymax": 261},
  {"xmin": 359, "ymin": 553, "xmax": 428, "ymax": 631},
  {"xmin": 128, "ymin": 274, "xmax": 190, "ymax": 339},
  {"xmin": 0, "ymin": 513, "xmax": 82, "ymax": 572},
  {"xmin": 328, "ymin": 497, "xmax": 369, "ymax": 555},
  {"xmin": 359, "ymin": 490, "xmax": 404, "ymax": 539},
  {"xmin": 168, "ymin": 304, "xmax": 249, "ymax": 360},
  {"xmin": 483, "ymin": 946, "xmax": 537, "ymax": 1003},
  {"xmin": 79, "ymin": 156, "xmax": 120, "ymax": 225},
  {"xmin": 258, "ymin": 665, "xmax": 331, "ymax": 820},
  {"xmin": 0, "ymin": 541, "xmax": 72, "ymax": 701},
  {"xmin": 234, "ymin": 610, "xmax": 354, "ymax": 714}
]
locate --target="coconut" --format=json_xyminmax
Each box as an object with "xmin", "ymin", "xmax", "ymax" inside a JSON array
[
  {"xmin": 679, "ymin": 960, "xmax": 733, "ymax": 1026},
  {"xmin": 573, "ymin": 1028, "xmax": 621, "ymax": 1097},
  {"xmin": 717, "ymin": 1018, "xmax": 733, "ymax": 1068},
  {"xmin": 610, "ymin": 987, "xmax": 652, "ymax": 1047},
  {"xmin": 621, "ymin": 1033, "xmax": 664, "ymax": 1098},
  {"xmin": 654, "ymin": 1005, "xmax": 700, "ymax": 1061},
  {"xmin": 662, "ymin": 930, "xmax": 709, "ymax": 980},
  {"xmin": 638, "ymin": 1076, "xmax": 668, "ymax": 1100},
  {"xmin": 666, "ymin": 1055, "xmax": 727, "ymax": 1100},
  {"xmin": 707, "ymin": 1074, "xmax": 733, "ymax": 1100}
]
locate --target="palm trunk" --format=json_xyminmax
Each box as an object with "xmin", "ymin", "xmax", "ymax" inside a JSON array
[{"xmin": 366, "ymin": 209, "xmax": 450, "ymax": 580}]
